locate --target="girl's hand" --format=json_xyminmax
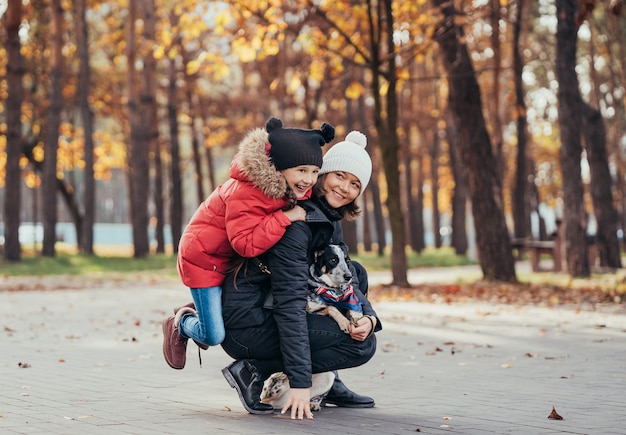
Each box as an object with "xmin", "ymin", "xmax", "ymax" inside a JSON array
[
  {"xmin": 283, "ymin": 205, "xmax": 307, "ymax": 223},
  {"xmin": 281, "ymin": 387, "xmax": 313, "ymax": 420},
  {"xmin": 348, "ymin": 315, "xmax": 376, "ymax": 341}
]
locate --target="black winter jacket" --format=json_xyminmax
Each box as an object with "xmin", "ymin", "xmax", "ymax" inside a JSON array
[{"xmin": 221, "ymin": 195, "xmax": 380, "ymax": 389}]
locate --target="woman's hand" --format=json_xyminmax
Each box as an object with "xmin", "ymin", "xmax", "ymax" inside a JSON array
[
  {"xmin": 281, "ymin": 387, "xmax": 313, "ymax": 420},
  {"xmin": 348, "ymin": 315, "xmax": 376, "ymax": 341}
]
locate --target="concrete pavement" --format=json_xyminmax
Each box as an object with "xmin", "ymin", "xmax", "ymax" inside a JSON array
[{"xmin": 1, "ymin": 269, "xmax": 625, "ymax": 434}]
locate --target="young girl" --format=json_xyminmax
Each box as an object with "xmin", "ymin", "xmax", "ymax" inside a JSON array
[{"xmin": 163, "ymin": 117, "xmax": 335, "ymax": 370}]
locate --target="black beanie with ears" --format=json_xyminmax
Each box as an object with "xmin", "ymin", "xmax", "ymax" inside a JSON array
[{"xmin": 266, "ymin": 117, "xmax": 335, "ymax": 170}]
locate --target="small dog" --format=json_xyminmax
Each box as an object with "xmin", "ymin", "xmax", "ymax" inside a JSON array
[
  {"xmin": 260, "ymin": 371, "xmax": 336, "ymax": 411},
  {"xmin": 307, "ymin": 244, "xmax": 363, "ymax": 333}
]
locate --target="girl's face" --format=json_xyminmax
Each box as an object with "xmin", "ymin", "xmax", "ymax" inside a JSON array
[
  {"xmin": 281, "ymin": 165, "xmax": 320, "ymax": 199},
  {"xmin": 322, "ymin": 171, "xmax": 361, "ymax": 208}
]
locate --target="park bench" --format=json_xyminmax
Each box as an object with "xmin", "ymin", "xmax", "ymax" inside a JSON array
[
  {"xmin": 511, "ymin": 236, "xmax": 597, "ymax": 273},
  {"xmin": 510, "ymin": 238, "xmax": 562, "ymax": 272}
]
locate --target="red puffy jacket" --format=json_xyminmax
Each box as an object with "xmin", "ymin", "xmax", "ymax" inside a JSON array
[{"xmin": 177, "ymin": 127, "xmax": 310, "ymax": 288}]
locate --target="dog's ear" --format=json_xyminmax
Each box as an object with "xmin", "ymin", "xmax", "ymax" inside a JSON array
[{"xmin": 338, "ymin": 244, "xmax": 351, "ymax": 265}]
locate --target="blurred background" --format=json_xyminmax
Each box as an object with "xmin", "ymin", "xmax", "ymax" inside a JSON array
[{"xmin": 1, "ymin": 0, "xmax": 625, "ymax": 283}]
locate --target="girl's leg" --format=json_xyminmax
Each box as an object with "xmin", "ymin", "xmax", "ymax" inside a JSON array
[{"xmin": 178, "ymin": 286, "xmax": 226, "ymax": 347}]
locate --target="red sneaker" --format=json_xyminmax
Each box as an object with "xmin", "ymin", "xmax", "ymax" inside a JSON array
[{"xmin": 162, "ymin": 306, "xmax": 195, "ymax": 369}]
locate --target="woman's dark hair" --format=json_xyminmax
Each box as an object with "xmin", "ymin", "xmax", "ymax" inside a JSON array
[{"xmin": 313, "ymin": 173, "xmax": 361, "ymax": 221}]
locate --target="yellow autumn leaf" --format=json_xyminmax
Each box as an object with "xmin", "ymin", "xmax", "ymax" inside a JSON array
[
  {"xmin": 186, "ymin": 59, "xmax": 201, "ymax": 75},
  {"xmin": 286, "ymin": 75, "xmax": 302, "ymax": 95},
  {"xmin": 214, "ymin": 9, "xmax": 232, "ymax": 31},
  {"xmin": 153, "ymin": 45, "xmax": 165, "ymax": 60},
  {"xmin": 345, "ymin": 81, "xmax": 364, "ymax": 100},
  {"xmin": 212, "ymin": 63, "xmax": 231, "ymax": 81}
]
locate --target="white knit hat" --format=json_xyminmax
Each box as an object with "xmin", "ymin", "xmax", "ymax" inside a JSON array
[{"xmin": 319, "ymin": 131, "xmax": 372, "ymax": 194}]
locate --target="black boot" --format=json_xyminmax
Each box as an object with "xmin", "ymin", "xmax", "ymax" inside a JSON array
[
  {"xmin": 222, "ymin": 360, "xmax": 274, "ymax": 414},
  {"xmin": 322, "ymin": 373, "xmax": 375, "ymax": 408}
]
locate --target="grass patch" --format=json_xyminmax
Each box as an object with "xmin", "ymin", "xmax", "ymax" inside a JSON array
[
  {"xmin": 0, "ymin": 251, "xmax": 176, "ymax": 277},
  {"xmin": 0, "ymin": 245, "xmax": 473, "ymax": 277},
  {"xmin": 352, "ymin": 247, "xmax": 475, "ymax": 271}
]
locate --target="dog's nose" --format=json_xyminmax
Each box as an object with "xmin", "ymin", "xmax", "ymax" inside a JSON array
[{"xmin": 344, "ymin": 273, "xmax": 352, "ymax": 282}]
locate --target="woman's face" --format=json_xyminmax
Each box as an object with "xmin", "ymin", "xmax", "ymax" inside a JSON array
[
  {"xmin": 281, "ymin": 165, "xmax": 320, "ymax": 199},
  {"xmin": 322, "ymin": 171, "xmax": 361, "ymax": 208}
]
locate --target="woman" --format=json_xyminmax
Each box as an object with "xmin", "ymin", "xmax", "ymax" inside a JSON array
[{"xmin": 220, "ymin": 130, "xmax": 381, "ymax": 420}]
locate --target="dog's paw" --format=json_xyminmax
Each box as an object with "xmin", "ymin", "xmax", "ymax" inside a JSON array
[
  {"xmin": 337, "ymin": 317, "xmax": 351, "ymax": 333},
  {"xmin": 349, "ymin": 312, "xmax": 364, "ymax": 326},
  {"xmin": 310, "ymin": 395, "xmax": 324, "ymax": 411}
]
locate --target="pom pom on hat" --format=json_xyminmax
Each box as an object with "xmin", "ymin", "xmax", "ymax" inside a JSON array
[
  {"xmin": 266, "ymin": 117, "xmax": 335, "ymax": 170},
  {"xmin": 319, "ymin": 130, "xmax": 372, "ymax": 194}
]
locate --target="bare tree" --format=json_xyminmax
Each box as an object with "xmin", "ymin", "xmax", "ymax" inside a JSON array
[
  {"xmin": 76, "ymin": 0, "xmax": 95, "ymax": 255},
  {"xmin": 432, "ymin": 0, "xmax": 517, "ymax": 281},
  {"xmin": 140, "ymin": 0, "xmax": 161, "ymax": 253},
  {"xmin": 365, "ymin": 0, "xmax": 408, "ymax": 285},
  {"xmin": 42, "ymin": 0, "xmax": 64, "ymax": 257},
  {"xmin": 126, "ymin": 0, "xmax": 150, "ymax": 257},
  {"xmin": 167, "ymin": 11, "xmax": 183, "ymax": 253},
  {"xmin": 3, "ymin": 0, "xmax": 24, "ymax": 261},
  {"xmin": 512, "ymin": 0, "xmax": 532, "ymax": 240},
  {"xmin": 556, "ymin": 0, "xmax": 589, "ymax": 276}
]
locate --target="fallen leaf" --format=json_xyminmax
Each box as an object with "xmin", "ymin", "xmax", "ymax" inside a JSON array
[
  {"xmin": 500, "ymin": 363, "xmax": 512, "ymax": 368},
  {"xmin": 548, "ymin": 406, "xmax": 563, "ymax": 420},
  {"xmin": 18, "ymin": 362, "xmax": 31, "ymax": 368},
  {"xmin": 525, "ymin": 353, "xmax": 538, "ymax": 358}
]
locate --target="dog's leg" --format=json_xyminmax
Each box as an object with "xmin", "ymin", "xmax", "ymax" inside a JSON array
[
  {"xmin": 320, "ymin": 306, "xmax": 351, "ymax": 333},
  {"xmin": 348, "ymin": 310, "xmax": 364, "ymax": 326}
]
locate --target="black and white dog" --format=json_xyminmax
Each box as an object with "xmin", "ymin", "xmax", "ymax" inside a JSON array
[
  {"xmin": 259, "ymin": 244, "xmax": 363, "ymax": 411},
  {"xmin": 306, "ymin": 244, "xmax": 363, "ymax": 333},
  {"xmin": 260, "ymin": 371, "xmax": 335, "ymax": 411}
]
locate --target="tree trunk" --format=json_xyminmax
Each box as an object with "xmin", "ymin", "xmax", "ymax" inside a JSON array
[
  {"xmin": 42, "ymin": 0, "xmax": 64, "ymax": 257},
  {"xmin": 414, "ymin": 152, "xmax": 426, "ymax": 253},
  {"xmin": 126, "ymin": 0, "xmax": 150, "ymax": 258},
  {"xmin": 447, "ymin": 110, "xmax": 468, "ymax": 255},
  {"xmin": 490, "ymin": 0, "xmax": 504, "ymax": 180},
  {"xmin": 153, "ymin": 139, "xmax": 165, "ymax": 254},
  {"xmin": 432, "ymin": 0, "xmax": 516, "ymax": 282},
  {"xmin": 140, "ymin": 0, "xmax": 161, "ymax": 254},
  {"xmin": 168, "ymin": 17, "xmax": 183, "ymax": 253},
  {"xmin": 430, "ymin": 132, "xmax": 442, "ymax": 248},
  {"xmin": 184, "ymin": 68, "xmax": 206, "ymax": 204},
  {"xmin": 4, "ymin": 0, "xmax": 24, "ymax": 261},
  {"xmin": 582, "ymin": 104, "xmax": 621, "ymax": 268},
  {"xmin": 556, "ymin": 0, "xmax": 590, "ymax": 277},
  {"xmin": 76, "ymin": 0, "xmax": 94, "ymax": 255},
  {"xmin": 358, "ymin": 90, "xmax": 385, "ymax": 255},
  {"xmin": 512, "ymin": 0, "xmax": 531, "ymax": 240},
  {"xmin": 367, "ymin": 0, "xmax": 407, "ymax": 284}
]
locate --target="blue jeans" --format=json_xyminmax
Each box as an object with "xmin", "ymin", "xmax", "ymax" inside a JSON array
[{"xmin": 178, "ymin": 286, "xmax": 226, "ymax": 346}]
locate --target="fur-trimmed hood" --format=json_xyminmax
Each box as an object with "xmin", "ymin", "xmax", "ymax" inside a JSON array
[{"xmin": 230, "ymin": 127, "xmax": 287, "ymax": 200}]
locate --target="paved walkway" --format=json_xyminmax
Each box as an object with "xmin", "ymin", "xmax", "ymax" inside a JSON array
[{"xmin": 1, "ymin": 267, "xmax": 625, "ymax": 435}]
